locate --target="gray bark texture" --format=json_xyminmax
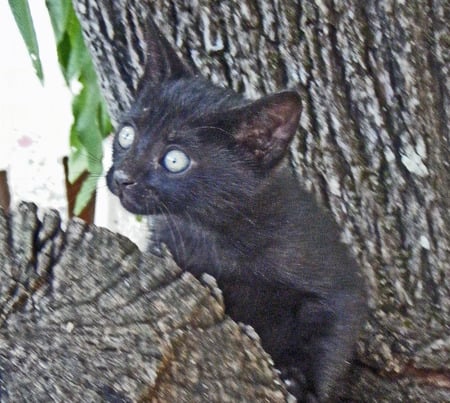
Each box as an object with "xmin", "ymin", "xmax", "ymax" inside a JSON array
[
  {"xmin": 71, "ymin": 0, "xmax": 448, "ymax": 401},
  {"xmin": 0, "ymin": 202, "xmax": 287, "ymax": 401}
]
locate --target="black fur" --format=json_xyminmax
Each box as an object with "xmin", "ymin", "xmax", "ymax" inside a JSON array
[{"xmin": 107, "ymin": 17, "xmax": 365, "ymax": 403}]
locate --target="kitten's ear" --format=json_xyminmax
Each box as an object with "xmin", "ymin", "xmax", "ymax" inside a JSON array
[
  {"xmin": 231, "ymin": 91, "xmax": 302, "ymax": 168},
  {"xmin": 138, "ymin": 17, "xmax": 194, "ymax": 89}
]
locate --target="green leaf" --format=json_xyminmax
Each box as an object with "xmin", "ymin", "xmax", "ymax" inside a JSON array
[
  {"xmin": 98, "ymin": 101, "xmax": 113, "ymax": 137},
  {"xmin": 73, "ymin": 174, "xmax": 98, "ymax": 216},
  {"xmin": 8, "ymin": 0, "xmax": 44, "ymax": 83},
  {"xmin": 45, "ymin": 0, "xmax": 70, "ymax": 43},
  {"xmin": 72, "ymin": 91, "xmax": 103, "ymax": 171},
  {"xmin": 67, "ymin": 145, "xmax": 89, "ymax": 184},
  {"xmin": 65, "ymin": 13, "xmax": 89, "ymax": 82},
  {"xmin": 54, "ymin": 31, "xmax": 72, "ymax": 83}
]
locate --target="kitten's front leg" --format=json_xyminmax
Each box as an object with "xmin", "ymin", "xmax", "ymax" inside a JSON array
[
  {"xmin": 148, "ymin": 215, "xmax": 190, "ymax": 258},
  {"xmin": 280, "ymin": 294, "xmax": 360, "ymax": 403},
  {"xmin": 147, "ymin": 216, "xmax": 169, "ymax": 257},
  {"xmin": 149, "ymin": 215, "xmax": 223, "ymax": 278}
]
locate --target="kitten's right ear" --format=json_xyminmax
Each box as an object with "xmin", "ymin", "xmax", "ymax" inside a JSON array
[
  {"xmin": 138, "ymin": 16, "xmax": 194, "ymax": 90},
  {"xmin": 228, "ymin": 91, "xmax": 302, "ymax": 168}
]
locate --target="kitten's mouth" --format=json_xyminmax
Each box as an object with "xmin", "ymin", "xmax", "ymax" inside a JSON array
[
  {"xmin": 117, "ymin": 188, "xmax": 161, "ymax": 216},
  {"xmin": 119, "ymin": 192, "xmax": 143, "ymax": 214},
  {"xmin": 106, "ymin": 168, "xmax": 160, "ymax": 215}
]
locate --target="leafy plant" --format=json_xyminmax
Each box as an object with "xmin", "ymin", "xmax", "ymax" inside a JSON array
[
  {"xmin": 8, "ymin": 0, "xmax": 112, "ymax": 215},
  {"xmin": 8, "ymin": 0, "xmax": 44, "ymax": 83}
]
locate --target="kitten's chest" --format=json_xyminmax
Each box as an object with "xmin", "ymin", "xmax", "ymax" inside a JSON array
[
  {"xmin": 153, "ymin": 215, "xmax": 303, "ymax": 358},
  {"xmin": 151, "ymin": 215, "xmax": 243, "ymax": 278}
]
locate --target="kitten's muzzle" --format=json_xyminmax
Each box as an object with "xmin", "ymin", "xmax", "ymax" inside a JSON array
[
  {"xmin": 109, "ymin": 168, "xmax": 157, "ymax": 214},
  {"xmin": 113, "ymin": 169, "xmax": 136, "ymax": 192}
]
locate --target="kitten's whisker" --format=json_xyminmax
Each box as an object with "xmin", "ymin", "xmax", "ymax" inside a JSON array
[
  {"xmin": 72, "ymin": 147, "xmax": 107, "ymax": 163},
  {"xmin": 158, "ymin": 201, "xmax": 186, "ymax": 263}
]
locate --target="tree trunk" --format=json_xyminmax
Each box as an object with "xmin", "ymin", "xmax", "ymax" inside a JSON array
[
  {"xmin": 72, "ymin": 0, "xmax": 450, "ymax": 401},
  {"xmin": 0, "ymin": 202, "xmax": 286, "ymax": 401}
]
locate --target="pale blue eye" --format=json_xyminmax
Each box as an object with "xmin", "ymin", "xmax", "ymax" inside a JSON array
[
  {"xmin": 163, "ymin": 149, "xmax": 190, "ymax": 173},
  {"xmin": 117, "ymin": 126, "xmax": 135, "ymax": 149}
]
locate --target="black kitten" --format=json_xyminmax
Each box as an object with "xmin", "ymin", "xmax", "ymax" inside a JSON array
[{"xmin": 107, "ymin": 18, "xmax": 365, "ymax": 403}]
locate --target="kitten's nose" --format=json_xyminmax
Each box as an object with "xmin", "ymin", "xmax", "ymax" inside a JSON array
[{"xmin": 113, "ymin": 169, "xmax": 135, "ymax": 188}]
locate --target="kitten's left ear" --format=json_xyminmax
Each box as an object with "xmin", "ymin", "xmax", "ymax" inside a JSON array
[
  {"xmin": 136, "ymin": 16, "xmax": 195, "ymax": 96},
  {"xmin": 231, "ymin": 91, "xmax": 302, "ymax": 168}
]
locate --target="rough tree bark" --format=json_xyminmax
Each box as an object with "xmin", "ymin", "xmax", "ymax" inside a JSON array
[
  {"xmin": 70, "ymin": 0, "xmax": 448, "ymax": 401},
  {"xmin": 0, "ymin": 202, "xmax": 287, "ymax": 401}
]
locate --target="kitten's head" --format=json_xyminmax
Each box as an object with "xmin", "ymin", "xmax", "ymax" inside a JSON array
[
  {"xmin": 106, "ymin": 79, "xmax": 301, "ymax": 223},
  {"xmin": 107, "ymin": 16, "xmax": 301, "ymax": 224}
]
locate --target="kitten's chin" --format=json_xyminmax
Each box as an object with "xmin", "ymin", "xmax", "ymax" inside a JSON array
[{"xmin": 118, "ymin": 193, "xmax": 158, "ymax": 215}]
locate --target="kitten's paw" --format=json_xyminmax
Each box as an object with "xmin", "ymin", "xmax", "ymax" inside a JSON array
[
  {"xmin": 305, "ymin": 392, "xmax": 319, "ymax": 403},
  {"xmin": 279, "ymin": 366, "xmax": 318, "ymax": 403},
  {"xmin": 279, "ymin": 365, "xmax": 307, "ymax": 401},
  {"xmin": 147, "ymin": 241, "xmax": 164, "ymax": 257}
]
